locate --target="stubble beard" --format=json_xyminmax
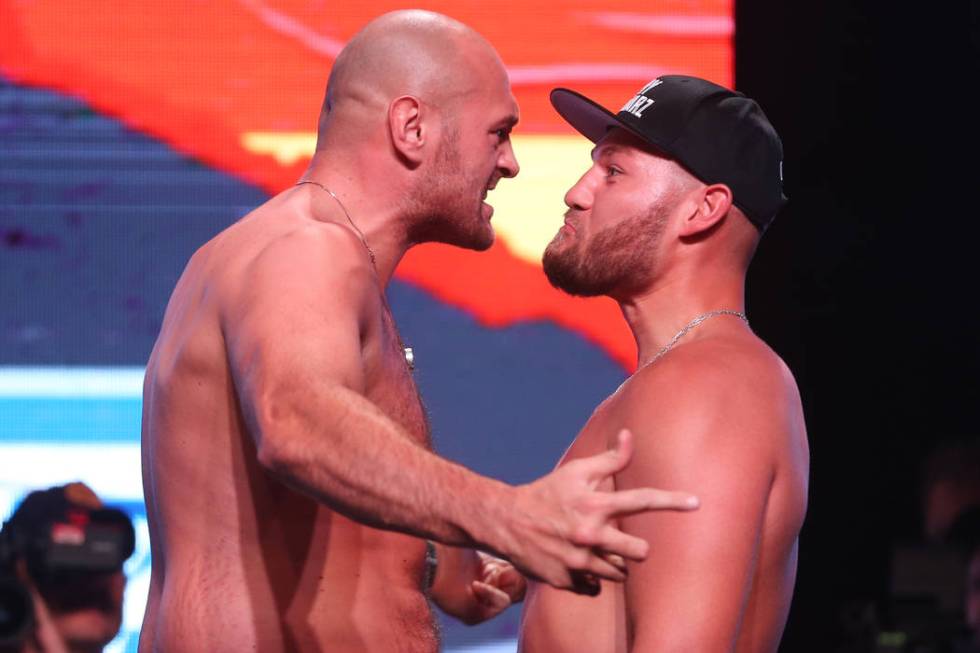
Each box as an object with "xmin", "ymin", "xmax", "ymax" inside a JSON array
[
  {"xmin": 542, "ymin": 204, "xmax": 670, "ymax": 298},
  {"xmin": 405, "ymin": 126, "xmax": 494, "ymax": 251}
]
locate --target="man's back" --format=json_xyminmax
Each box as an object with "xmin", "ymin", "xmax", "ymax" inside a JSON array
[
  {"xmin": 139, "ymin": 191, "xmax": 436, "ymax": 652},
  {"xmin": 520, "ymin": 331, "xmax": 809, "ymax": 653}
]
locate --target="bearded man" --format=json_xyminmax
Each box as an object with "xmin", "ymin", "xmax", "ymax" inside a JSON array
[{"xmin": 519, "ymin": 76, "xmax": 810, "ymax": 653}]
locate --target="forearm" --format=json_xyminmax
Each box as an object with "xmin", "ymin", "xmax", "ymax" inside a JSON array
[
  {"xmin": 429, "ymin": 543, "xmax": 483, "ymax": 618},
  {"xmin": 256, "ymin": 384, "xmax": 513, "ymax": 550}
]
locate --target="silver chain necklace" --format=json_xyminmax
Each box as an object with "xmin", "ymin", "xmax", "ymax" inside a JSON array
[
  {"xmin": 641, "ymin": 309, "xmax": 748, "ymax": 370},
  {"xmin": 295, "ymin": 180, "xmax": 416, "ymax": 370},
  {"xmin": 296, "ymin": 180, "xmax": 375, "ymax": 264}
]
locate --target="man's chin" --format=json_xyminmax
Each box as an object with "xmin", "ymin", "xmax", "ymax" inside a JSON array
[
  {"xmin": 429, "ymin": 229, "xmax": 493, "ymax": 252},
  {"xmin": 544, "ymin": 273, "xmax": 602, "ymax": 297},
  {"xmin": 456, "ymin": 236, "xmax": 493, "ymax": 252},
  {"xmin": 448, "ymin": 215, "xmax": 494, "ymax": 252},
  {"xmin": 542, "ymin": 252, "xmax": 608, "ymax": 297},
  {"xmin": 470, "ymin": 226, "xmax": 494, "ymax": 252},
  {"xmin": 543, "ymin": 261, "xmax": 586, "ymax": 296}
]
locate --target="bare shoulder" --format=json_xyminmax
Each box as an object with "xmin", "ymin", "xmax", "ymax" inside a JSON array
[
  {"xmin": 663, "ymin": 332, "xmax": 792, "ymax": 389},
  {"xmin": 212, "ymin": 211, "xmax": 379, "ymax": 319},
  {"xmin": 245, "ymin": 217, "xmax": 375, "ymax": 289},
  {"xmin": 180, "ymin": 193, "xmax": 378, "ymax": 300},
  {"xmin": 213, "ymin": 209, "xmax": 384, "ymax": 396},
  {"xmin": 615, "ymin": 332, "xmax": 802, "ymax": 459},
  {"xmin": 203, "ymin": 203, "xmax": 384, "ymax": 390}
]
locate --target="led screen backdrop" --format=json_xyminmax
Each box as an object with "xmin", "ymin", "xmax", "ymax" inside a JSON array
[{"xmin": 0, "ymin": 2, "xmax": 732, "ymax": 650}]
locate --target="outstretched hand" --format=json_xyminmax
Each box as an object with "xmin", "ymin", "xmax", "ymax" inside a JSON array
[{"xmin": 505, "ymin": 429, "xmax": 699, "ymax": 595}]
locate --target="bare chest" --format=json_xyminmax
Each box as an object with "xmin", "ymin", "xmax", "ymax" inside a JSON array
[{"xmin": 363, "ymin": 306, "xmax": 431, "ymax": 448}]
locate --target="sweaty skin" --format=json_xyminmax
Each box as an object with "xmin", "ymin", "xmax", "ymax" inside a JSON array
[
  {"xmin": 139, "ymin": 14, "xmax": 697, "ymax": 653},
  {"xmin": 520, "ymin": 128, "xmax": 809, "ymax": 652}
]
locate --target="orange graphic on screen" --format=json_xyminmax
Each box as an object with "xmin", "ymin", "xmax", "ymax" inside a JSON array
[{"xmin": 0, "ymin": 0, "xmax": 733, "ymax": 369}]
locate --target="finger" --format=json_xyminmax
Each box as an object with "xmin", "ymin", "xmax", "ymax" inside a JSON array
[
  {"xmin": 579, "ymin": 429, "xmax": 634, "ymax": 482},
  {"xmin": 495, "ymin": 564, "xmax": 523, "ymax": 586},
  {"xmin": 496, "ymin": 568, "xmax": 528, "ymax": 602},
  {"xmin": 472, "ymin": 581, "xmax": 511, "ymax": 609},
  {"xmin": 593, "ymin": 524, "xmax": 650, "ymax": 562},
  {"xmin": 604, "ymin": 488, "xmax": 699, "ymax": 518},
  {"xmin": 475, "ymin": 550, "xmax": 505, "ymax": 569},
  {"xmin": 483, "ymin": 566, "xmax": 501, "ymax": 586},
  {"xmin": 596, "ymin": 550, "xmax": 627, "ymax": 573},
  {"xmin": 605, "ymin": 553, "xmax": 626, "ymax": 570},
  {"xmin": 576, "ymin": 551, "xmax": 628, "ymax": 584}
]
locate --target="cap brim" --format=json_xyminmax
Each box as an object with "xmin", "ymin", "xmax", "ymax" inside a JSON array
[{"xmin": 550, "ymin": 88, "xmax": 644, "ymax": 145}]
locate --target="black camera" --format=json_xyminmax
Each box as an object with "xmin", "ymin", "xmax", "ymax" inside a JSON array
[{"xmin": 0, "ymin": 486, "xmax": 135, "ymax": 647}]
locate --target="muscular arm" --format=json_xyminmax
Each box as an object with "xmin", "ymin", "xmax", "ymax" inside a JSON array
[
  {"xmin": 615, "ymin": 352, "xmax": 777, "ymax": 652},
  {"xmin": 224, "ymin": 225, "xmax": 502, "ymax": 545},
  {"xmin": 221, "ymin": 223, "xmax": 698, "ymax": 590}
]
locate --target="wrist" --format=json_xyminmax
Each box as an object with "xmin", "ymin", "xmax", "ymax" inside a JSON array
[{"xmin": 457, "ymin": 477, "xmax": 519, "ymax": 557}]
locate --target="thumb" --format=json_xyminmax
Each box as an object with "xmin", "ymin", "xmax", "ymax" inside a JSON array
[
  {"xmin": 589, "ymin": 428, "xmax": 634, "ymax": 480},
  {"xmin": 472, "ymin": 581, "xmax": 511, "ymax": 610}
]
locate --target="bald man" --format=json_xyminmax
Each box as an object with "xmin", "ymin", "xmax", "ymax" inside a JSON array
[{"xmin": 138, "ymin": 11, "xmax": 697, "ymax": 653}]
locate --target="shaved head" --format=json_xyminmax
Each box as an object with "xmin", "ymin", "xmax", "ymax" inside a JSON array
[
  {"xmin": 319, "ymin": 10, "xmax": 505, "ymax": 142},
  {"xmin": 305, "ymin": 10, "xmax": 520, "ymax": 253}
]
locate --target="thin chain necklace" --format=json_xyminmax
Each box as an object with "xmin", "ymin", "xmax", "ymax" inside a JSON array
[
  {"xmin": 640, "ymin": 309, "xmax": 748, "ymax": 370},
  {"xmin": 296, "ymin": 180, "xmax": 375, "ymax": 264},
  {"xmin": 295, "ymin": 180, "xmax": 416, "ymax": 370}
]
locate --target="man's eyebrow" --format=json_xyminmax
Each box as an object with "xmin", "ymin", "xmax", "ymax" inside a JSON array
[{"xmin": 591, "ymin": 144, "xmax": 622, "ymax": 161}]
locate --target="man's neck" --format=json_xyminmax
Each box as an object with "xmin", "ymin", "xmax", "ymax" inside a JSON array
[
  {"xmin": 619, "ymin": 273, "xmax": 746, "ymax": 369},
  {"xmin": 301, "ymin": 159, "xmax": 412, "ymax": 287}
]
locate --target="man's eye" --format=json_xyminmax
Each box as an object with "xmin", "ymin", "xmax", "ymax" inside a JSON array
[
  {"xmin": 495, "ymin": 128, "xmax": 510, "ymax": 141},
  {"xmin": 606, "ymin": 166, "xmax": 622, "ymax": 177}
]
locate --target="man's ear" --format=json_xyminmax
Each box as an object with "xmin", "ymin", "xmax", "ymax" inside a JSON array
[
  {"xmin": 388, "ymin": 95, "xmax": 427, "ymax": 166},
  {"xmin": 678, "ymin": 183, "xmax": 733, "ymax": 237}
]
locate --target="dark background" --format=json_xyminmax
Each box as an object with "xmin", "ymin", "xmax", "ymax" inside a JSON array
[{"xmin": 737, "ymin": 1, "xmax": 980, "ymax": 649}]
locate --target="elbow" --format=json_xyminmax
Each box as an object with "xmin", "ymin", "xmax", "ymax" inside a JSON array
[
  {"xmin": 252, "ymin": 410, "xmax": 297, "ymax": 475},
  {"xmin": 256, "ymin": 433, "xmax": 290, "ymax": 473},
  {"xmin": 255, "ymin": 430, "xmax": 312, "ymax": 491},
  {"xmin": 251, "ymin": 397, "xmax": 297, "ymax": 474}
]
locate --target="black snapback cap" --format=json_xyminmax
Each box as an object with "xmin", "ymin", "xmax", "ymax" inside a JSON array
[
  {"xmin": 2, "ymin": 484, "xmax": 136, "ymax": 575},
  {"xmin": 550, "ymin": 75, "xmax": 787, "ymax": 231}
]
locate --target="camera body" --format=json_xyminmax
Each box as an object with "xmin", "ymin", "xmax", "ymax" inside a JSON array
[{"xmin": 0, "ymin": 487, "xmax": 135, "ymax": 647}]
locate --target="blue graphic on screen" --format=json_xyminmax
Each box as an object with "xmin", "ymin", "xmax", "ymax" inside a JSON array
[{"xmin": 0, "ymin": 77, "xmax": 626, "ymax": 652}]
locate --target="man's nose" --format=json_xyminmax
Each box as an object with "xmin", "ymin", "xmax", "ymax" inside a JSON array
[
  {"xmin": 498, "ymin": 140, "xmax": 520, "ymax": 178},
  {"xmin": 564, "ymin": 171, "xmax": 593, "ymax": 210}
]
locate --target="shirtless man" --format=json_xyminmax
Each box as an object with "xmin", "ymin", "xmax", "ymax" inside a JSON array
[
  {"xmin": 138, "ymin": 12, "xmax": 699, "ymax": 653},
  {"xmin": 519, "ymin": 76, "xmax": 810, "ymax": 652}
]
